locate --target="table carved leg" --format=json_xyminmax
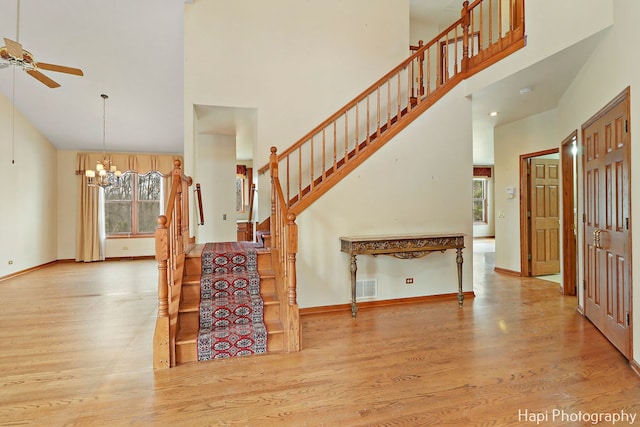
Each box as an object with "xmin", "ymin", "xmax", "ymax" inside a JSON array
[
  {"xmin": 456, "ymin": 247, "xmax": 464, "ymax": 307},
  {"xmin": 350, "ymin": 254, "xmax": 358, "ymax": 318}
]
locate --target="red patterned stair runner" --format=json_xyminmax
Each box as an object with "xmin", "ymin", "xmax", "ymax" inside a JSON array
[{"xmin": 197, "ymin": 242, "xmax": 267, "ymax": 360}]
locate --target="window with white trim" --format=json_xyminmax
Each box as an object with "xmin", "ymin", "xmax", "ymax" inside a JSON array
[
  {"xmin": 104, "ymin": 171, "xmax": 163, "ymax": 236},
  {"xmin": 472, "ymin": 177, "xmax": 488, "ymax": 224}
]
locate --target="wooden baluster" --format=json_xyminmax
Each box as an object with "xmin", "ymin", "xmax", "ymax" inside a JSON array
[
  {"xmin": 408, "ymin": 59, "xmax": 413, "ymax": 110},
  {"xmin": 310, "ymin": 136, "xmax": 315, "ymax": 190},
  {"xmin": 426, "ymin": 47, "xmax": 431, "ymax": 96},
  {"xmin": 175, "ymin": 179, "xmax": 183, "ymax": 257},
  {"xmin": 285, "ymin": 155, "xmax": 290, "ymax": 209},
  {"xmin": 322, "ymin": 128, "xmax": 327, "ymax": 181},
  {"xmin": 333, "ymin": 121, "xmax": 337, "ymax": 172},
  {"xmin": 397, "ymin": 72, "xmax": 401, "ymax": 118},
  {"xmin": 417, "ymin": 40, "xmax": 424, "ymax": 97},
  {"xmin": 410, "ymin": 54, "xmax": 415, "ymax": 99},
  {"xmin": 297, "ymin": 146, "xmax": 302, "ymax": 203},
  {"xmin": 489, "ymin": 0, "xmax": 493, "ymax": 45},
  {"xmin": 386, "ymin": 79, "xmax": 391, "ymax": 129},
  {"xmin": 499, "ymin": 0, "xmax": 503, "ymax": 39},
  {"xmin": 471, "ymin": 6, "xmax": 476, "ymax": 56},
  {"xmin": 269, "ymin": 147, "xmax": 278, "ymax": 246},
  {"xmin": 461, "ymin": 1, "xmax": 470, "ymax": 73},
  {"xmin": 454, "ymin": 25, "xmax": 459, "ymax": 76},
  {"xmin": 182, "ymin": 177, "xmax": 189, "ymax": 240},
  {"xmin": 479, "ymin": 1, "xmax": 483, "ymax": 50},
  {"xmin": 355, "ymin": 103, "xmax": 360, "ymax": 154},
  {"xmin": 366, "ymin": 95, "xmax": 371, "ymax": 145},
  {"xmin": 344, "ymin": 111, "xmax": 348, "ymax": 161},
  {"xmin": 376, "ymin": 87, "xmax": 381, "ymax": 137}
]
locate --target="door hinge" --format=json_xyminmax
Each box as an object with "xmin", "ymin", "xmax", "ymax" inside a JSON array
[
  {"xmin": 527, "ymin": 211, "xmax": 531, "ymax": 218},
  {"xmin": 583, "ymin": 279, "xmax": 586, "ymax": 290},
  {"xmin": 626, "ymin": 217, "xmax": 629, "ymax": 230},
  {"xmin": 627, "ymin": 312, "xmax": 630, "ymax": 326},
  {"xmin": 527, "ymin": 253, "xmax": 532, "ymax": 261},
  {"xmin": 582, "ymin": 213, "xmax": 586, "ymax": 223},
  {"xmin": 625, "ymin": 119, "xmax": 629, "ymax": 133}
]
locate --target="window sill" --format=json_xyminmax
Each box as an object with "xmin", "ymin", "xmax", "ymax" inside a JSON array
[{"xmin": 107, "ymin": 234, "xmax": 155, "ymax": 239}]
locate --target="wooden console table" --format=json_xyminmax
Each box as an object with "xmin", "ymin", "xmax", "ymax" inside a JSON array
[{"xmin": 340, "ymin": 233, "xmax": 465, "ymax": 318}]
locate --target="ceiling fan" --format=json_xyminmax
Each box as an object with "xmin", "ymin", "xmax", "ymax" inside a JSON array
[{"xmin": 0, "ymin": 37, "xmax": 84, "ymax": 88}]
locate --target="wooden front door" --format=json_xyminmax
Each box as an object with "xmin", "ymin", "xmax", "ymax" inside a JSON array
[
  {"xmin": 583, "ymin": 88, "xmax": 632, "ymax": 359},
  {"xmin": 530, "ymin": 159, "xmax": 560, "ymax": 276}
]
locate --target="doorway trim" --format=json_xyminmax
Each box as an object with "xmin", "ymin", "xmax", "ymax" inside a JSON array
[
  {"xmin": 560, "ymin": 131, "xmax": 578, "ymax": 295},
  {"xmin": 519, "ymin": 148, "xmax": 560, "ymax": 277}
]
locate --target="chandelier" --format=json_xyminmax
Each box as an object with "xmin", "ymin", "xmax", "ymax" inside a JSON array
[{"xmin": 85, "ymin": 94, "xmax": 121, "ymax": 187}]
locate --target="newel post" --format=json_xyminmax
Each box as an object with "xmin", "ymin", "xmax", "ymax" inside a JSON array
[
  {"xmin": 285, "ymin": 212, "xmax": 301, "ymax": 352},
  {"xmin": 153, "ymin": 215, "xmax": 170, "ymax": 369},
  {"xmin": 461, "ymin": 1, "xmax": 470, "ymax": 73},
  {"xmin": 286, "ymin": 213, "xmax": 298, "ymax": 306}
]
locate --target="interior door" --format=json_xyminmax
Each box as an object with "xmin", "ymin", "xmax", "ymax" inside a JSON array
[
  {"xmin": 529, "ymin": 158, "xmax": 560, "ymax": 276},
  {"xmin": 583, "ymin": 90, "xmax": 631, "ymax": 359}
]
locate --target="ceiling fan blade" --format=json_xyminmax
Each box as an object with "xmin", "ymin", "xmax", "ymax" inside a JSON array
[
  {"xmin": 37, "ymin": 62, "xmax": 84, "ymax": 76},
  {"xmin": 3, "ymin": 38, "xmax": 23, "ymax": 60},
  {"xmin": 26, "ymin": 69, "xmax": 60, "ymax": 88}
]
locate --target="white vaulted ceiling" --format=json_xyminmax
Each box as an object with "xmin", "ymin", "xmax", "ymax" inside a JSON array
[
  {"xmin": 0, "ymin": 0, "xmax": 598, "ymax": 165},
  {"xmin": 0, "ymin": 0, "xmax": 184, "ymax": 154}
]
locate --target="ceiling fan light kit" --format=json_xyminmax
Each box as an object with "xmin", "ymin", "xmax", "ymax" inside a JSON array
[{"xmin": 0, "ymin": 37, "xmax": 84, "ymax": 88}]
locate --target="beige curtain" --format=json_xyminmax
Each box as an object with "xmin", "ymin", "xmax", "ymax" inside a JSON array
[
  {"xmin": 76, "ymin": 153, "xmax": 103, "ymax": 262},
  {"xmin": 76, "ymin": 152, "xmax": 183, "ymax": 262}
]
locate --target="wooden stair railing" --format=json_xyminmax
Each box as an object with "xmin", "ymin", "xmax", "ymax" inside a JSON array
[
  {"xmin": 258, "ymin": 0, "xmax": 525, "ymax": 354},
  {"xmin": 154, "ymin": 159, "xmax": 195, "ymax": 369},
  {"xmin": 269, "ymin": 147, "xmax": 301, "ymax": 351},
  {"xmin": 259, "ymin": 0, "xmax": 525, "ymax": 216}
]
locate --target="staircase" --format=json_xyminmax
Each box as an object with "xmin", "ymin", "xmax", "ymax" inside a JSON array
[
  {"xmin": 153, "ymin": 0, "xmax": 526, "ymax": 368},
  {"xmin": 175, "ymin": 243, "xmax": 284, "ymax": 363}
]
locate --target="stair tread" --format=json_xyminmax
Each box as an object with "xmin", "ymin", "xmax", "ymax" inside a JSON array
[
  {"xmin": 177, "ymin": 315, "xmax": 283, "ymax": 344},
  {"xmin": 180, "ymin": 292, "xmax": 279, "ymax": 313},
  {"xmin": 187, "ymin": 243, "xmax": 271, "ymax": 258}
]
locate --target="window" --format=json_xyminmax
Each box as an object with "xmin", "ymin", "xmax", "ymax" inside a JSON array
[
  {"xmin": 104, "ymin": 171, "xmax": 163, "ymax": 236},
  {"xmin": 473, "ymin": 178, "xmax": 488, "ymax": 223}
]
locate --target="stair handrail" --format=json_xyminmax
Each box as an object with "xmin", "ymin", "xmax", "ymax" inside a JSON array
[
  {"xmin": 195, "ymin": 183, "xmax": 204, "ymax": 226},
  {"xmin": 269, "ymin": 147, "xmax": 301, "ymax": 351},
  {"xmin": 153, "ymin": 159, "xmax": 195, "ymax": 369},
  {"xmin": 259, "ymin": 0, "xmax": 525, "ymax": 215}
]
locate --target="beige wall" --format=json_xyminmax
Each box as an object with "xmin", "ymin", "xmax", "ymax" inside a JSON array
[
  {"xmin": 297, "ymin": 85, "xmax": 473, "ymax": 308},
  {"xmin": 0, "ymin": 91, "xmax": 57, "ymax": 277},
  {"xmin": 196, "ymin": 134, "xmax": 237, "ymax": 243},
  {"xmin": 184, "ymin": 0, "xmax": 410, "ymax": 224},
  {"xmin": 493, "ymin": 109, "xmax": 559, "ymax": 273},
  {"xmin": 557, "ymin": 0, "xmax": 640, "ymax": 365}
]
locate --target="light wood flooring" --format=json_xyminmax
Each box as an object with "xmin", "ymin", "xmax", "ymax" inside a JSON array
[{"xmin": 1, "ymin": 239, "xmax": 639, "ymax": 426}]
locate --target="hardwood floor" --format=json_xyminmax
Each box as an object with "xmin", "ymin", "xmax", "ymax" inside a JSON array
[{"xmin": 1, "ymin": 240, "xmax": 639, "ymax": 426}]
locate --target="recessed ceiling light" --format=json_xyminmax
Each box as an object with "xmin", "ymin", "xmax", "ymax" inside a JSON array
[
  {"xmin": 489, "ymin": 111, "xmax": 499, "ymax": 117},
  {"xmin": 520, "ymin": 87, "xmax": 533, "ymax": 95}
]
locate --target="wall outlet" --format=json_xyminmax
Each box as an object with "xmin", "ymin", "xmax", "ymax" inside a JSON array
[
  {"xmin": 405, "ymin": 278, "xmax": 414, "ymax": 285},
  {"xmin": 8, "ymin": 260, "xmax": 13, "ymax": 265},
  {"xmin": 223, "ymin": 214, "xmax": 227, "ymax": 220}
]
